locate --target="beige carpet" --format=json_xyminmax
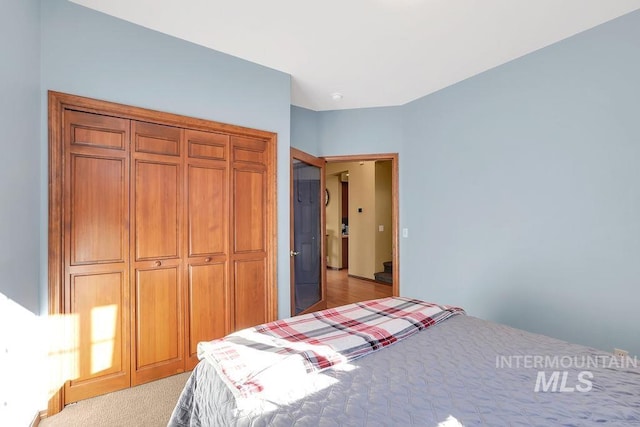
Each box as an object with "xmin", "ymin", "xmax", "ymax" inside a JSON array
[{"xmin": 40, "ymin": 372, "xmax": 190, "ymax": 427}]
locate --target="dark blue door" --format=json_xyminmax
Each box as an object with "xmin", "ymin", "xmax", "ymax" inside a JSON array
[{"xmin": 291, "ymin": 150, "xmax": 326, "ymax": 315}]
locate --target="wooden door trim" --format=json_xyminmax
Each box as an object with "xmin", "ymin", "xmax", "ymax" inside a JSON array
[
  {"xmin": 47, "ymin": 91, "xmax": 277, "ymax": 140},
  {"xmin": 47, "ymin": 93, "xmax": 66, "ymax": 415},
  {"xmin": 290, "ymin": 148, "xmax": 327, "ymax": 316},
  {"xmin": 322, "ymin": 153, "xmax": 400, "ymax": 298},
  {"xmin": 48, "ymin": 91, "xmax": 278, "ymax": 415}
]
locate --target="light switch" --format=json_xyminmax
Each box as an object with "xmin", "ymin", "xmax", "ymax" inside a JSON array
[
  {"xmin": 402, "ymin": 228, "xmax": 409, "ymax": 238},
  {"xmin": 378, "ymin": 225, "xmax": 384, "ymax": 232}
]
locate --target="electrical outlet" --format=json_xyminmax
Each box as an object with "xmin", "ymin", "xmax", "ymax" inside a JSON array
[{"xmin": 613, "ymin": 348, "xmax": 629, "ymax": 358}]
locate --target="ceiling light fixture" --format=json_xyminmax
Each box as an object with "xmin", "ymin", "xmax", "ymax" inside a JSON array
[{"xmin": 331, "ymin": 92, "xmax": 343, "ymax": 101}]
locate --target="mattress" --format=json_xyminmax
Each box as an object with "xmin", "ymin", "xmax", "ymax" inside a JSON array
[{"xmin": 169, "ymin": 314, "xmax": 640, "ymax": 426}]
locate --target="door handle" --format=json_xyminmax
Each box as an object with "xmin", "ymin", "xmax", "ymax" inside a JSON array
[{"xmin": 290, "ymin": 250, "xmax": 300, "ymax": 257}]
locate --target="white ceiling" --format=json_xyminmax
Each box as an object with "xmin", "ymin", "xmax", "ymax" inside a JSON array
[{"xmin": 70, "ymin": 0, "xmax": 640, "ymax": 111}]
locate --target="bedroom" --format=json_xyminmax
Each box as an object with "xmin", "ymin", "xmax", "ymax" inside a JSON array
[{"xmin": 2, "ymin": 0, "xmax": 640, "ymax": 424}]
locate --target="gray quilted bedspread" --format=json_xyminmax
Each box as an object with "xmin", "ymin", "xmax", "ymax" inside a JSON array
[{"xmin": 168, "ymin": 315, "xmax": 640, "ymax": 426}]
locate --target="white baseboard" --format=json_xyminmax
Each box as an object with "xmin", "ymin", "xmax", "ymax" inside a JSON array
[{"xmin": 30, "ymin": 410, "xmax": 47, "ymax": 427}]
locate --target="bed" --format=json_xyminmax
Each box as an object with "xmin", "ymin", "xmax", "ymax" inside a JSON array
[{"xmin": 169, "ymin": 297, "xmax": 640, "ymax": 426}]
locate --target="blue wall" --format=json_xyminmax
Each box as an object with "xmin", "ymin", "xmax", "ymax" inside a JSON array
[
  {"xmin": 0, "ymin": 0, "xmax": 41, "ymax": 314},
  {"xmin": 291, "ymin": 105, "xmax": 320, "ymax": 155},
  {"xmin": 296, "ymin": 10, "xmax": 640, "ymax": 357},
  {"xmin": 40, "ymin": 0, "xmax": 293, "ymax": 318},
  {"xmin": 0, "ymin": 0, "xmax": 42, "ymax": 424},
  {"xmin": 402, "ymin": 9, "xmax": 640, "ymax": 357},
  {"xmin": 291, "ymin": 105, "xmax": 403, "ymax": 157},
  {"xmin": 317, "ymin": 107, "xmax": 403, "ymax": 156}
]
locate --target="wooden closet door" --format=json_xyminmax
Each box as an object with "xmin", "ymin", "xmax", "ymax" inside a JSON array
[
  {"xmin": 184, "ymin": 130, "xmax": 230, "ymax": 368},
  {"xmin": 49, "ymin": 92, "xmax": 279, "ymax": 414},
  {"xmin": 63, "ymin": 110, "xmax": 130, "ymax": 403},
  {"xmin": 231, "ymin": 136, "xmax": 270, "ymax": 330},
  {"xmin": 131, "ymin": 121, "xmax": 185, "ymax": 385}
]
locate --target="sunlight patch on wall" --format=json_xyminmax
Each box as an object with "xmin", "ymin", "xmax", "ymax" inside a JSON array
[
  {"xmin": 0, "ymin": 293, "xmax": 46, "ymax": 426},
  {"xmin": 47, "ymin": 311, "xmax": 79, "ymax": 396}
]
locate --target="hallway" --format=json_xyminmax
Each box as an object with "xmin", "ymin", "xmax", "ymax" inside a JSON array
[{"xmin": 326, "ymin": 269, "xmax": 393, "ymax": 308}]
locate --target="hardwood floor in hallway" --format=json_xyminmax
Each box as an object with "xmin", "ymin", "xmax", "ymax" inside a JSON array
[{"xmin": 326, "ymin": 269, "xmax": 393, "ymax": 308}]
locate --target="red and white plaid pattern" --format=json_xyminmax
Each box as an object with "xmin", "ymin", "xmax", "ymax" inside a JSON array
[{"xmin": 198, "ymin": 297, "xmax": 465, "ymax": 399}]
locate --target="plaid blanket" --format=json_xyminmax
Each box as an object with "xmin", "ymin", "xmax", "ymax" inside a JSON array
[{"xmin": 197, "ymin": 297, "xmax": 465, "ymax": 400}]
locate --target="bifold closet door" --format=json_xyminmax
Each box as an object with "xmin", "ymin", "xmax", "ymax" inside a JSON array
[
  {"xmin": 50, "ymin": 92, "xmax": 278, "ymax": 412},
  {"xmin": 63, "ymin": 110, "xmax": 131, "ymax": 403},
  {"xmin": 231, "ymin": 136, "xmax": 270, "ymax": 330},
  {"xmin": 184, "ymin": 129, "xmax": 231, "ymax": 369},
  {"xmin": 131, "ymin": 121, "xmax": 185, "ymax": 385}
]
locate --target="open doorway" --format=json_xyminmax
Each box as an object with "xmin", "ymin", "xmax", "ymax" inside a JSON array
[{"xmin": 323, "ymin": 154, "xmax": 399, "ymax": 305}]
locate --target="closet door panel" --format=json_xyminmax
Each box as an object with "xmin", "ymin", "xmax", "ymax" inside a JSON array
[
  {"xmin": 65, "ymin": 110, "xmax": 128, "ymax": 151},
  {"xmin": 232, "ymin": 137, "xmax": 266, "ymax": 165},
  {"xmin": 133, "ymin": 266, "xmax": 183, "ymax": 384},
  {"xmin": 133, "ymin": 121, "xmax": 181, "ymax": 156},
  {"xmin": 233, "ymin": 169, "xmax": 265, "ymax": 253},
  {"xmin": 187, "ymin": 129, "xmax": 228, "ymax": 161},
  {"xmin": 187, "ymin": 263, "xmax": 227, "ymax": 362},
  {"xmin": 131, "ymin": 121, "xmax": 184, "ymax": 385},
  {"xmin": 69, "ymin": 155, "xmax": 126, "ymax": 265},
  {"xmin": 233, "ymin": 259, "xmax": 267, "ymax": 330},
  {"xmin": 230, "ymin": 136, "xmax": 271, "ymax": 330},
  {"xmin": 71, "ymin": 272, "xmax": 125, "ymax": 379},
  {"xmin": 187, "ymin": 165, "xmax": 227, "ymax": 256},
  {"xmin": 65, "ymin": 271, "xmax": 129, "ymax": 402},
  {"xmin": 184, "ymin": 129, "xmax": 230, "ymax": 367},
  {"xmin": 134, "ymin": 160, "xmax": 180, "ymax": 260},
  {"xmin": 62, "ymin": 109, "xmax": 131, "ymax": 404}
]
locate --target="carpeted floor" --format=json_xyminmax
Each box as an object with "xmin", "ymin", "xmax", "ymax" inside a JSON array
[{"xmin": 40, "ymin": 372, "xmax": 190, "ymax": 427}]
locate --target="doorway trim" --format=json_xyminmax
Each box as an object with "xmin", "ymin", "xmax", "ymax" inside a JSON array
[{"xmin": 323, "ymin": 153, "xmax": 399, "ymax": 297}]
